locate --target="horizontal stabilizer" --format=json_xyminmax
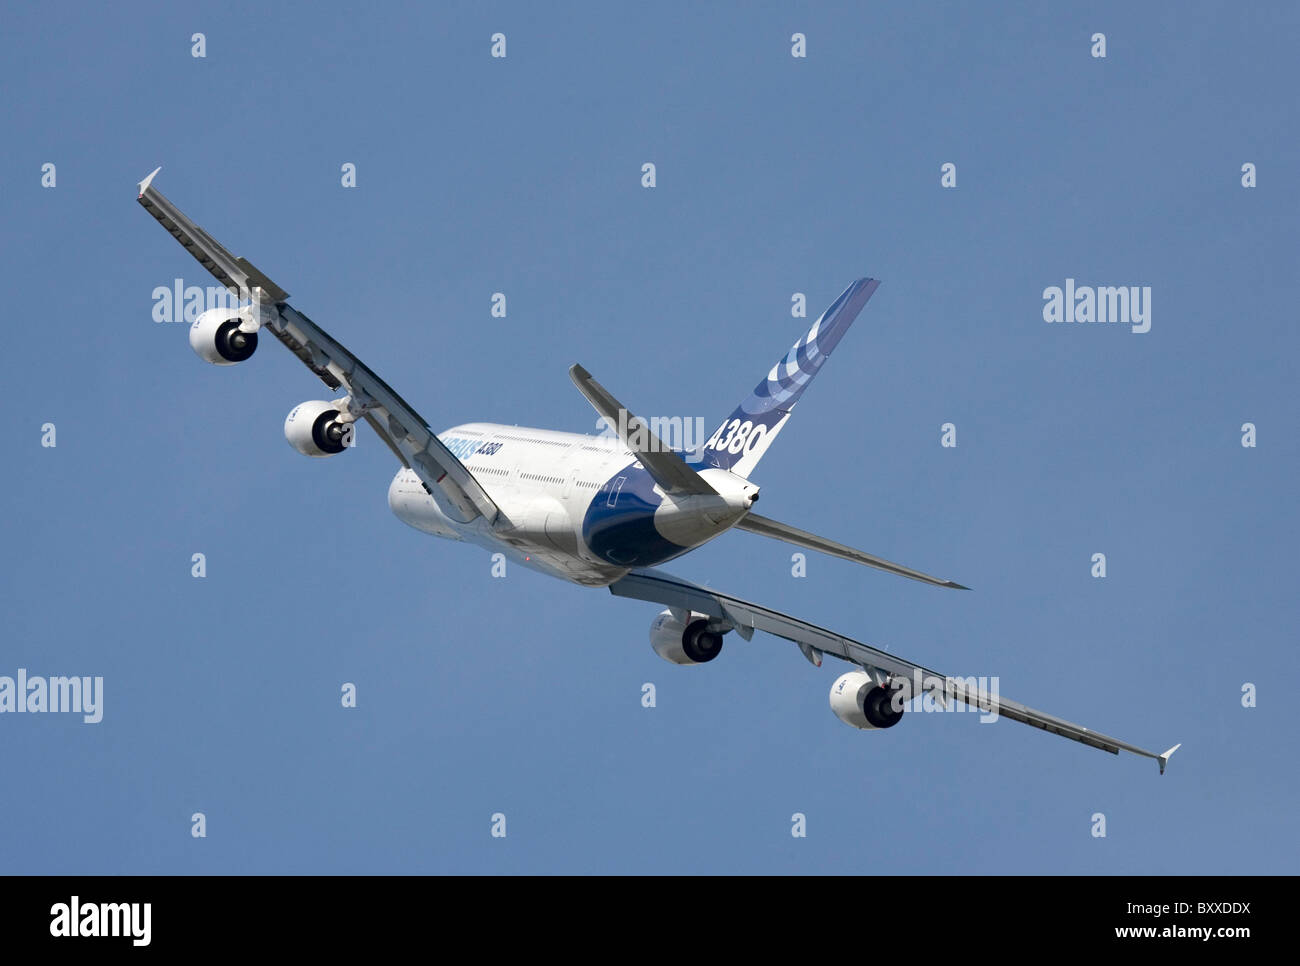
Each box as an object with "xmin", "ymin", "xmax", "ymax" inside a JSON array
[
  {"xmin": 735, "ymin": 513, "xmax": 968, "ymax": 589},
  {"xmin": 569, "ymin": 364, "xmax": 716, "ymax": 497}
]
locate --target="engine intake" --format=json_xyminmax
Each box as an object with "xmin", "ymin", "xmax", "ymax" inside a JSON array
[
  {"xmin": 190, "ymin": 307, "xmax": 258, "ymax": 365},
  {"xmin": 650, "ymin": 608, "xmax": 725, "ymax": 665},
  {"xmin": 285, "ymin": 401, "xmax": 351, "ymax": 457},
  {"xmin": 829, "ymin": 670, "xmax": 904, "ymax": 730}
]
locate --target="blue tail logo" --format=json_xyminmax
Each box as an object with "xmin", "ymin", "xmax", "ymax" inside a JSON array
[{"xmin": 699, "ymin": 278, "xmax": 879, "ymax": 477}]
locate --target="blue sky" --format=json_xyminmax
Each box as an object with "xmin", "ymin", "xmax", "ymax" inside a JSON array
[{"xmin": 2, "ymin": 1, "xmax": 1297, "ymax": 874}]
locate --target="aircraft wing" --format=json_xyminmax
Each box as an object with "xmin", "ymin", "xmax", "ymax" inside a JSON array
[
  {"xmin": 136, "ymin": 168, "xmax": 499, "ymax": 525},
  {"xmin": 609, "ymin": 568, "xmax": 1180, "ymax": 773}
]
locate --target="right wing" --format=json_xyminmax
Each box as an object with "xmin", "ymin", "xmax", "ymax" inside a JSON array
[
  {"xmin": 610, "ymin": 568, "xmax": 1180, "ymax": 773},
  {"xmin": 136, "ymin": 168, "xmax": 499, "ymax": 525},
  {"xmin": 734, "ymin": 512, "xmax": 968, "ymax": 589}
]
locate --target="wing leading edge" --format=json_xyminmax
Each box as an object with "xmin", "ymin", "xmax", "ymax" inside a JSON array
[
  {"xmin": 136, "ymin": 170, "xmax": 499, "ymax": 525},
  {"xmin": 609, "ymin": 568, "xmax": 1180, "ymax": 773}
]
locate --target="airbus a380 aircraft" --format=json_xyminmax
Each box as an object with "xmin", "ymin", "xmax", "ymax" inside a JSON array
[{"xmin": 137, "ymin": 169, "xmax": 1179, "ymax": 773}]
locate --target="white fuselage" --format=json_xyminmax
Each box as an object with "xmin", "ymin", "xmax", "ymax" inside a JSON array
[{"xmin": 387, "ymin": 422, "xmax": 758, "ymax": 586}]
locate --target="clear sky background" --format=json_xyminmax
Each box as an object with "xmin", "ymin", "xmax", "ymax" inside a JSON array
[{"xmin": 2, "ymin": 1, "xmax": 1297, "ymax": 874}]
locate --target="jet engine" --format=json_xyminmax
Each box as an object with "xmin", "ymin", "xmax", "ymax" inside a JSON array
[
  {"xmin": 189, "ymin": 307, "xmax": 258, "ymax": 365},
  {"xmin": 650, "ymin": 608, "xmax": 725, "ymax": 665},
  {"xmin": 829, "ymin": 670, "xmax": 904, "ymax": 730},
  {"xmin": 285, "ymin": 401, "xmax": 352, "ymax": 457}
]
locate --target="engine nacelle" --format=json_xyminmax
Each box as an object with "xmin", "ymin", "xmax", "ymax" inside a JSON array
[
  {"xmin": 829, "ymin": 670, "xmax": 904, "ymax": 730},
  {"xmin": 189, "ymin": 307, "xmax": 258, "ymax": 365},
  {"xmin": 285, "ymin": 401, "xmax": 351, "ymax": 457},
  {"xmin": 650, "ymin": 608, "xmax": 725, "ymax": 665}
]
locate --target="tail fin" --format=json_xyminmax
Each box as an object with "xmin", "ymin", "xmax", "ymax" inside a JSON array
[{"xmin": 698, "ymin": 278, "xmax": 879, "ymax": 477}]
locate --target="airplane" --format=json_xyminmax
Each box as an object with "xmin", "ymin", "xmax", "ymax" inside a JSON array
[{"xmin": 136, "ymin": 168, "xmax": 1180, "ymax": 773}]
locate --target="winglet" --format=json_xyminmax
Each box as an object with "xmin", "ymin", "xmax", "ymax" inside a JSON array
[
  {"xmin": 1157, "ymin": 743, "xmax": 1181, "ymax": 775},
  {"xmin": 138, "ymin": 166, "xmax": 162, "ymax": 198}
]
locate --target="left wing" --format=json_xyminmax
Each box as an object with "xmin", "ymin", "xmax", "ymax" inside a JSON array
[
  {"xmin": 136, "ymin": 168, "xmax": 499, "ymax": 525},
  {"xmin": 610, "ymin": 568, "xmax": 1180, "ymax": 773}
]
